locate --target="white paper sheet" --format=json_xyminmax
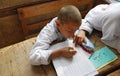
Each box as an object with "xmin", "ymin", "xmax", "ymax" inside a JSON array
[{"xmin": 49, "ymin": 39, "xmax": 98, "ymax": 76}]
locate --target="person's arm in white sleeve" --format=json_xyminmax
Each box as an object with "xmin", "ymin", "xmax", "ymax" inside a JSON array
[
  {"xmin": 73, "ymin": 19, "xmax": 93, "ymax": 45},
  {"xmin": 29, "ymin": 24, "xmax": 58, "ymax": 65},
  {"xmin": 79, "ymin": 4, "xmax": 109, "ymax": 34},
  {"xmin": 73, "ymin": 4, "xmax": 106, "ymax": 45},
  {"xmin": 101, "ymin": 4, "xmax": 120, "ymax": 51},
  {"xmin": 80, "ymin": 19, "xmax": 93, "ymax": 35}
]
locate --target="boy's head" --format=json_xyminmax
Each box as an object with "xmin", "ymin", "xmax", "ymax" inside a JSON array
[{"xmin": 56, "ymin": 5, "xmax": 82, "ymax": 38}]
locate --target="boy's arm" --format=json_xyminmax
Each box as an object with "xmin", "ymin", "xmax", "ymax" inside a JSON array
[
  {"xmin": 73, "ymin": 19, "xmax": 93, "ymax": 45},
  {"xmin": 80, "ymin": 19, "xmax": 93, "ymax": 35},
  {"xmin": 29, "ymin": 24, "xmax": 58, "ymax": 65},
  {"xmin": 74, "ymin": 4, "xmax": 107, "ymax": 45},
  {"xmin": 50, "ymin": 47, "xmax": 76, "ymax": 60}
]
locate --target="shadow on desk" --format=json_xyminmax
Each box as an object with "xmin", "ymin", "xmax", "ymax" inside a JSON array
[{"xmin": 31, "ymin": 63, "xmax": 56, "ymax": 76}]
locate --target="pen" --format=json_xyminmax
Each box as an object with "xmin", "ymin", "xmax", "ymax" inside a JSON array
[
  {"xmin": 79, "ymin": 44, "xmax": 93, "ymax": 54},
  {"xmin": 89, "ymin": 53, "xmax": 94, "ymax": 59},
  {"xmin": 68, "ymin": 47, "xmax": 73, "ymax": 51},
  {"xmin": 67, "ymin": 38, "xmax": 75, "ymax": 51}
]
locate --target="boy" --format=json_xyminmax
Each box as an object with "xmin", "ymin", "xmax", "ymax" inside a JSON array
[
  {"xmin": 74, "ymin": 3, "xmax": 120, "ymax": 52},
  {"xmin": 29, "ymin": 5, "xmax": 82, "ymax": 65}
]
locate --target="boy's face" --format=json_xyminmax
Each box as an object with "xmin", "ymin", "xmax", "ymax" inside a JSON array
[{"xmin": 57, "ymin": 20, "xmax": 80, "ymax": 38}]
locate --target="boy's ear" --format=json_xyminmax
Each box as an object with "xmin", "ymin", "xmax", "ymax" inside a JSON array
[{"xmin": 56, "ymin": 20, "xmax": 61, "ymax": 27}]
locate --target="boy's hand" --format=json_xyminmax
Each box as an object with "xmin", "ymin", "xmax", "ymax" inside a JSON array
[
  {"xmin": 73, "ymin": 30, "xmax": 86, "ymax": 46},
  {"xmin": 61, "ymin": 47, "xmax": 77, "ymax": 58},
  {"xmin": 50, "ymin": 47, "xmax": 76, "ymax": 60}
]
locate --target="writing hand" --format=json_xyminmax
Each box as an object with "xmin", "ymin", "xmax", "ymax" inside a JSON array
[{"xmin": 61, "ymin": 47, "xmax": 77, "ymax": 58}]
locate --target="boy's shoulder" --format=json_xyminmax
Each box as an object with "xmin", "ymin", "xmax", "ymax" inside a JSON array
[
  {"xmin": 47, "ymin": 17, "xmax": 58, "ymax": 29},
  {"xmin": 47, "ymin": 17, "xmax": 57, "ymax": 27},
  {"xmin": 41, "ymin": 17, "xmax": 58, "ymax": 34}
]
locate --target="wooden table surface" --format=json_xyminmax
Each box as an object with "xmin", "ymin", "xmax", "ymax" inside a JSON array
[
  {"xmin": 0, "ymin": 31, "xmax": 120, "ymax": 76},
  {"xmin": 107, "ymin": 69, "xmax": 120, "ymax": 76}
]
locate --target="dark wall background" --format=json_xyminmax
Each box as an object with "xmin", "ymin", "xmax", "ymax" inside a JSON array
[{"xmin": 0, "ymin": 0, "xmax": 55, "ymax": 48}]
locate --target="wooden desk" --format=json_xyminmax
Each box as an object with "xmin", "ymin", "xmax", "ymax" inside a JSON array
[
  {"xmin": 0, "ymin": 31, "xmax": 120, "ymax": 76},
  {"xmin": 107, "ymin": 69, "xmax": 120, "ymax": 76},
  {"xmin": 0, "ymin": 37, "xmax": 56, "ymax": 76}
]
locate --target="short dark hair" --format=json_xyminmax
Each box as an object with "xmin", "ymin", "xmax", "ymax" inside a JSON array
[{"xmin": 58, "ymin": 5, "xmax": 82, "ymax": 24}]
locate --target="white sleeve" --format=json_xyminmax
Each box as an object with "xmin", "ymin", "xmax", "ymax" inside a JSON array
[
  {"xmin": 80, "ymin": 4, "xmax": 109, "ymax": 34},
  {"xmin": 80, "ymin": 19, "xmax": 93, "ymax": 34},
  {"xmin": 101, "ymin": 9, "xmax": 120, "ymax": 51},
  {"xmin": 29, "ymin": 24, "xmax": 58, "ymax": 65}
]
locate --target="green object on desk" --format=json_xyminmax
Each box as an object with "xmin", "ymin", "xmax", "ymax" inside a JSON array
[
  {"xmin": 116, "ymin": 0, "xmax": 120, "ymax": 2},
  {"xmin": 89, "ymin": 46, "xmax": 118, "ymax": 70}
]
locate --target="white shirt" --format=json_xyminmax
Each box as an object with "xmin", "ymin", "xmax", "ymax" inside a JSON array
[
  {"xmin": 80, "ymin": 3, "xmax": 120, "ymax": 52},
  {"xmin": 29, "ymin": 17, "xmax": 70, "ymax": 65}
]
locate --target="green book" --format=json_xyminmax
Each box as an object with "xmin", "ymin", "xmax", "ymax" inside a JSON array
[
  {"xmin": 89, "ymin": 46, "xmax": 118, "ymax": 70},
  {"xmin": 116, "ymin": 0, "xmax": 120, "ymax": 2}
]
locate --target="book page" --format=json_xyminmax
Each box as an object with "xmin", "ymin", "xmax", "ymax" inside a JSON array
[
  {"xmin": 49, "ymin": 40, "xmax": 98, "ymax": 76},
  {"xmin": 89, "ymin": 46, "xmax": 118, "ymax": 70}
]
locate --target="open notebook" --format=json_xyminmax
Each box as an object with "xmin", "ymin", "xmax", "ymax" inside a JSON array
[{"xmin": 49, "ymin": 39, "xmax": 98, "ymax": 76}]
